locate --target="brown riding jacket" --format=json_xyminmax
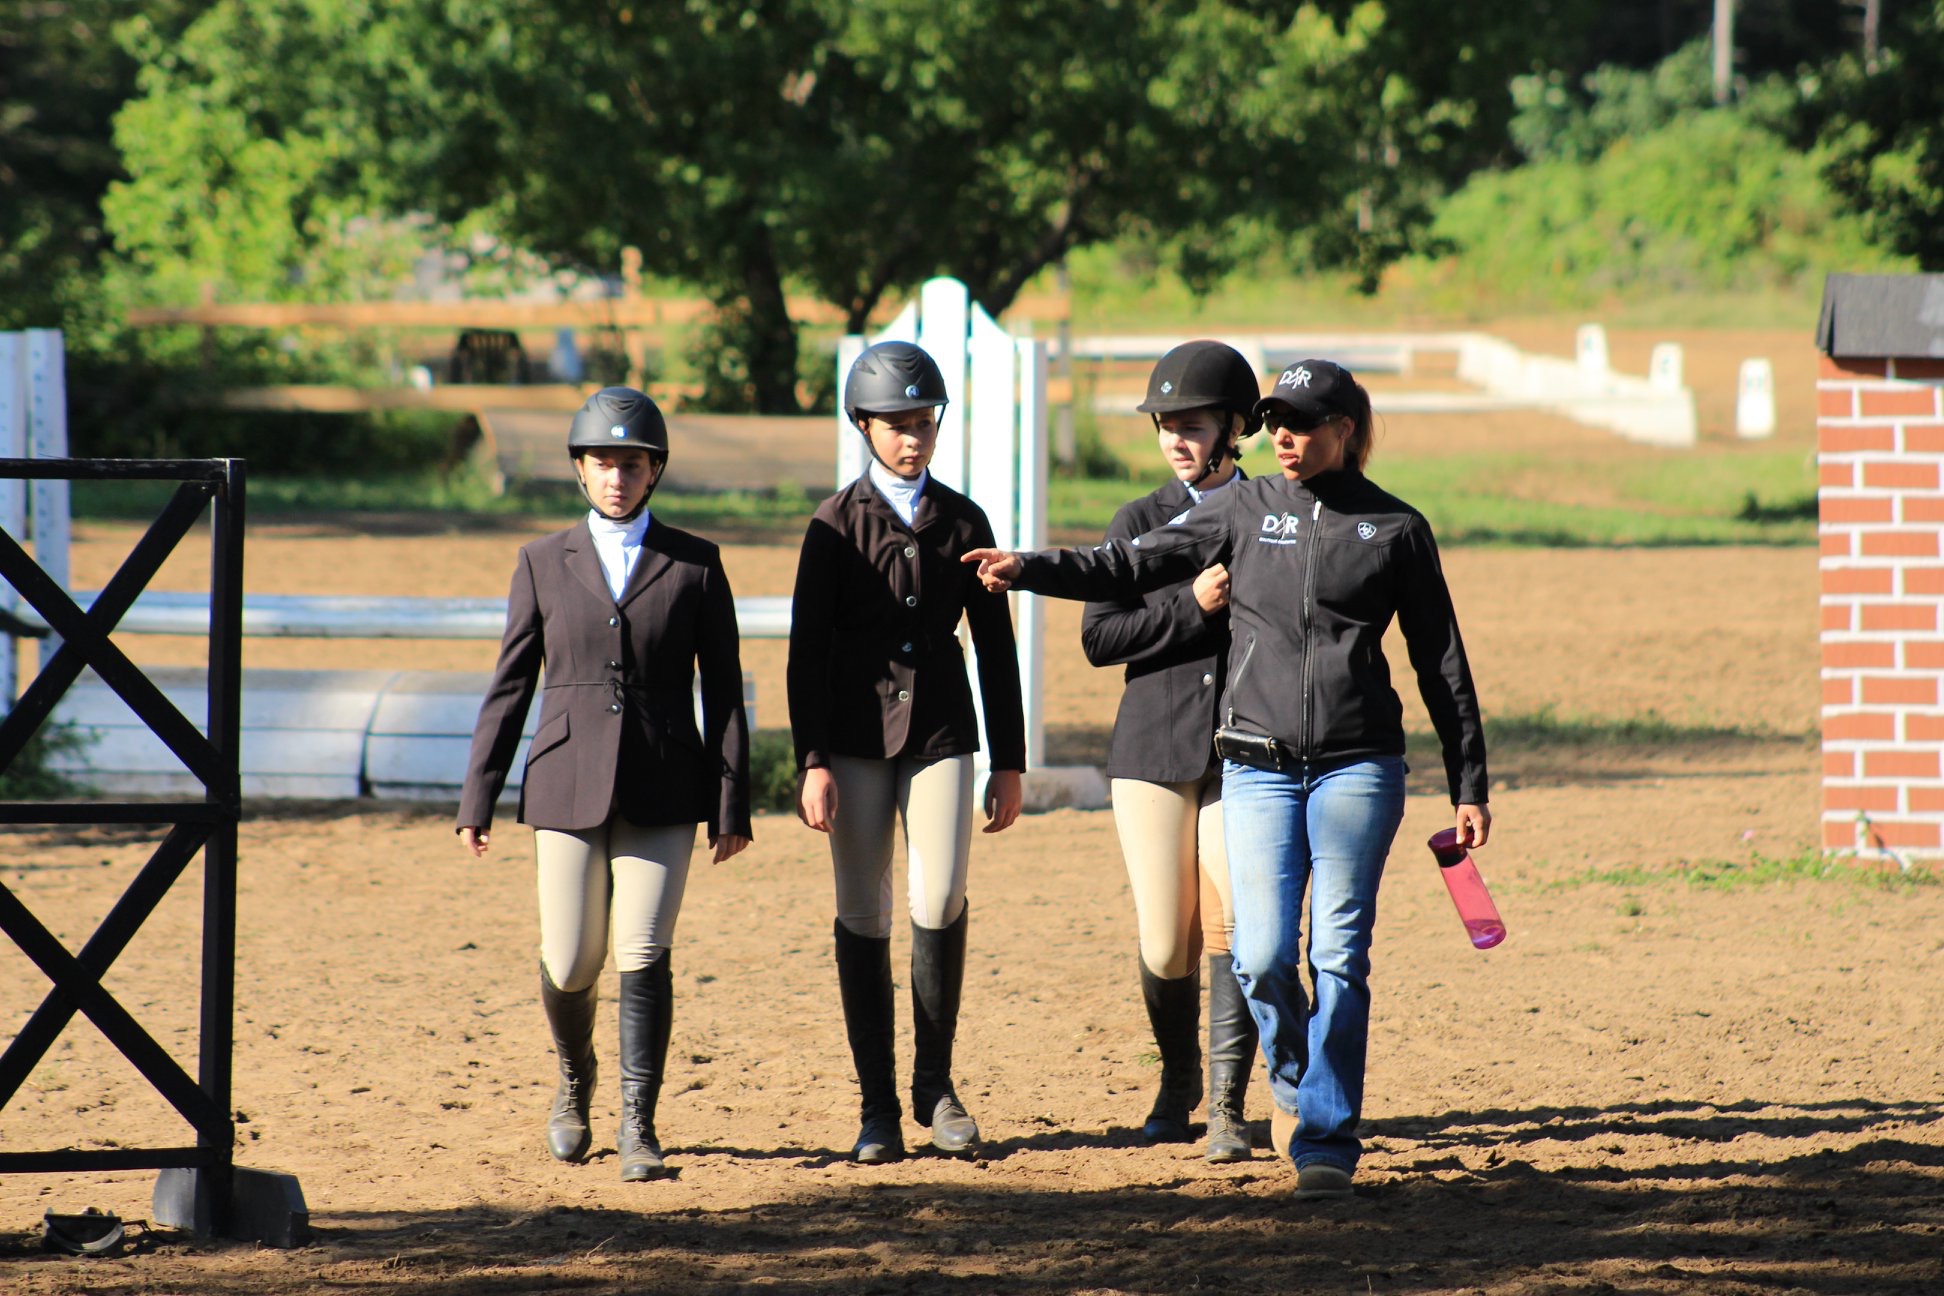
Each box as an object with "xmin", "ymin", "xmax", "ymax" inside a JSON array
[
  {"xmin": 788, "ymin": 474, "xmax": 1026, "ymax": 773},
  {"xmin": 457, "ymin": 516, "xmax": 752, "ymax": 837}
]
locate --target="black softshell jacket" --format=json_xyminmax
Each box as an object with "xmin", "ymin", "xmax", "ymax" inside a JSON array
[
  {"xmin": 1018, "ymin": 469, "xmax": 1488, "ymax": 805},
  {"xmin": 1080, "ymin": 477, "xmax": 1238, "ymax": 783}
]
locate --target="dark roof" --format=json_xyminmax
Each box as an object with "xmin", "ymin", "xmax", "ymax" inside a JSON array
[{"xmin": 1818, "ymin": 274, "xmax": 1944, "ymax": 358}]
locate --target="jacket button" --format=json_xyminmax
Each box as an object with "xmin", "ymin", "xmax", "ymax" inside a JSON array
[
  {"xmin": 901, "ymin": 642, "xmax": 914, "ymax": 653},
  {"xmin": 607, "ymin": 616, "xmax": 619, "ymax": 627},
  {"xmin": 608, "ymin": 703, "xmax": 622, "ymax": 714},
  {"xmin": 608, "ymin": 660, "xmax": 622, "ymax": 670},
  {"xmin": 1202, "ymin": 672, "xmax": 1214, "ymax": 686},
  {"xmin": 896, "ymin": 689, "xmax": 911, "ymax": 702},
  {"xmin": 904, "ymin": 545, "xmax": 917, "ymax": 558},
  {"xmin": 904, "ymin": 595, "xmax": 917, "ymax": 607}
]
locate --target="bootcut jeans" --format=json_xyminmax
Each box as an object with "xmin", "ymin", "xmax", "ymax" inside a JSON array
[{"xmin": 1221, "ymin": 756, "xmax": 1405, "ymax": 1173}]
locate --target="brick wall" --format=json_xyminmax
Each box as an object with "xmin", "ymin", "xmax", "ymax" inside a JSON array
[{"xmin": 1819, "ymin": 353, "xmax": 1944, "ymax": 855}]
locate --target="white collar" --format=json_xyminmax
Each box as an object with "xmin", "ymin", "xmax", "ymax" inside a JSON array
[
  {"xmin": 587, "ymin": 509, "xmax": 651, "ymax": 544},
  {"xmin": 1186, "ymin": 471, "xmax": 1239, "ymax": 506},
  {"xmin": 868, "ymin": 461, "xmax": 928, "ymax": 521}
]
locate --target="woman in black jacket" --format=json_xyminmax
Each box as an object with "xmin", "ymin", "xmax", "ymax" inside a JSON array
[
  {"xmin": 789, "ymin": 340, "xmax": 1025, "ymax": 1165},
  {"xmin": 458, "ymin": 387, "xmax": 752, "ymax": 1183},
  {"xmin": 1079, "ymin": 341, "xmax": 1262, "ymax": 1160},
  {"xmin": 966, "ymin": 359, "xmax": 1489, "ymax": 1198}
]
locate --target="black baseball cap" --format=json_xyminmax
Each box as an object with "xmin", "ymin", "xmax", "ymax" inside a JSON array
[{"xmin": 1253, "ymin": 359, "xmax": 1356, "ymax": 427}]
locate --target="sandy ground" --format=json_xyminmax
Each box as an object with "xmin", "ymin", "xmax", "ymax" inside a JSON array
[{"xmin": 4, "ymin": 348, "xmax": 1942, "ymax": 1293}]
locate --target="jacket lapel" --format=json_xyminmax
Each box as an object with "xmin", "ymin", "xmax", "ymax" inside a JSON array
[
  {"xmin": 618, "ymin": 519, "xmax": 676, "ymax": 609},
  {"xmin": 563, "ymin": 519, "xmax": 613, "ymax": 605}
]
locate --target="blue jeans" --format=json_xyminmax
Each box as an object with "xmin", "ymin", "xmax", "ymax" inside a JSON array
[{"xmin": 1222, "ymin": 756, "xmax": 1405, "ymax": 1173}]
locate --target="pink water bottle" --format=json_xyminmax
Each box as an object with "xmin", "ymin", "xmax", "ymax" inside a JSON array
[{"xmin": 1429, "ymin": 828, "xmax": 1506, "ymax": 949}]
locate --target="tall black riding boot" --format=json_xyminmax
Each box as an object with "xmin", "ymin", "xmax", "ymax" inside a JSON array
[
  {"xmin": 1139, "ymin": 959, "xmax": 1203, "ymax": 1143},
  {"xmin": 616, "ymin": 953, "xmax": 673, "ymax": 1181},
  {"xmin": 834, "ymin": 920, "xmax": 905, "ymax": 1163},
  {"xmin": 910, "ymin": 905, "xmax": 978, "ymax": 1153},
  {"xmin": 1203, "ymin": 952, "xmax": 1257, "ymax": 1162},
  {"xmin": 539, "ymin": 963, "xmax": 598, "ymax": 1162}
]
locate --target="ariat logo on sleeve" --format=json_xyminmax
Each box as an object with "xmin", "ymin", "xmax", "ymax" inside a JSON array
[
  {"xmin": 1357, "ymin": 521, "xmax": 1377, "ymax": 540},
  {"xmin": 1257, "ymin": 512, "xmax": 1304, "ymax": 545}
]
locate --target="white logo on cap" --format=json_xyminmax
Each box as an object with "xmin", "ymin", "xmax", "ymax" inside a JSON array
[
  {"xmin": 1357, "ymin": 521, "xmax": 1376, "ymax": 540},
  {"xmin": 1161, "ymin": 381, "xmax": 1174, "ymax": 395},
  {"xmin": 610, "ymin": 425, "xmax": 627, "ymax": 439},
  {"xmin": 1279, "ymin": 367, "xmax": 1313, "ymax": 389},
  {"xmin": 905, "ymin": 384, "xmax": 921, "ymax": 398}
]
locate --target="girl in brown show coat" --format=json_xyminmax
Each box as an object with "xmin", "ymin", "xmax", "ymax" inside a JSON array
[
  {"xmin": 789, "ymin": 341, "xmax": 1025, "ymax": 1164},
  {"xmin": 458, "ymin": 387, "xmax": 751, "ymax": 1182}
]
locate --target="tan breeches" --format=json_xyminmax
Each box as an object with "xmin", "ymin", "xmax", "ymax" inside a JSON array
[
  {"xmin": 534, "ymin": 817, "xmax": 698, "ymax": 990},
  {"xmin": 1111, "ymin": 771, "xmax": 1233, "ymax": 979},
  {"xmin": 828, "ymin": 753, "xmax": 974, "ymax": 939}
]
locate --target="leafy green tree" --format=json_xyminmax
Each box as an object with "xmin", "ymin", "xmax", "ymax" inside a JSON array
[
  {"xmin": 1813, "ymin": 2, "xmax": 1944, "ymax": 269},
  {"xmin": 108, "ymin": 0, "xmax": 1587, "ymax": 410}
]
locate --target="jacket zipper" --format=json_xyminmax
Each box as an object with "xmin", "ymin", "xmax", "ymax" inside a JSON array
[
  {"xmin": 1299, "ymin": 497, "xmax": 1323, "ymax": 760},
  {"xmin": 1224, "ymin": 633, "xmax": 1258, "ymax": 729}
]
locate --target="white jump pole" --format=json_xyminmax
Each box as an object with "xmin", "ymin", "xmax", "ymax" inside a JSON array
[
  {"xmin": 27, "ymin": 331, "xmax": 70, "ymax": 664},
  {"xmin": 0, "ymin": 333, "xmax": 27, "ymax": 704}
]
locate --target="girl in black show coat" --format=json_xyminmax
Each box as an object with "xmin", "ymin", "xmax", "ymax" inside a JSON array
[
  {"xmin": 458, "ymin": 387, "xmax": 752, "ymax": 1183},
  {"xmin": 789, "ymin": 340, "xmax": 1025, "ymax": 1165},
  {"xmin": 1079, "ymin": 340, "xmax": 1262, "ymax": 1161}
]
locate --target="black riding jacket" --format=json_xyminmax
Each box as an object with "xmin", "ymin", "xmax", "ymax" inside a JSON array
[
  {"xmin": 1080, "ymin": 474, "xmax": 1241, "ymax": 783},
  {"xmin": 1016, "ymin": 468, "xmax": 1488, "ymax": 805}
]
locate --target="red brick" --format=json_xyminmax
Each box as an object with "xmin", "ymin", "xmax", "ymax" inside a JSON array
[
  {"xmin": 1862, "ymin": 674, "xmax": 1940, "ymax": 704},
  {"xmin": 1904, "ymin": 568, "xmax": 1944, "ymax": 595},
  {"xmin": 1827, "ymin": 637, "xmax": 1889, "ymax": 668},
  {"xmin": 1908, "ymin": 786, "xmax": 1944, "ymax": 811},
  {"xmin": 1825, "ymin": 713, "xmax": 1897, "ymax": 740},
  {"xmin": 1905, "ymin": 642, "xmax": 1944, "ymax": 669},
  {"xmin": 1901, "ymin": 424, "xmax": 1944, "ymax": 454},
  {"xmin": 1822, "ymin": 355, "xmax": 1888, "ymax": 379},
  {"xmin": 1823, "ymin": 640, "xmax": 1895, "ymax": 669},
  {"xmin": 1907, "ymin": 713, "xmax": 1944, "ymax": 741},
  {"xmin": 1822, "ymin": 533, "xmax": 1854, "ymax": 558},
  {"xmin": 1826, "ymin": 785, "xmax": 1902, "ymax": 813},
  {"xmin": 1822, "ymin": 818, "xmax": 1854, "ymax": 850},
  {"xmin": 1819, "ymin": 388, "xmax": 1858, "ymax": 418},
  {"xmin": 1866, "ymin": 461, "xmax": 1942, "ymax": 490},
  {"xmin": 1860, "ymin": 603, "xmax": 1940, "ymax": 633},
  {"xmin": 1821, "ymin": 426, "xmax": 1897, "ymax": 454},
  {"xmin": 1823, "ymin": 603, "xmax": 1854, "ymax": 631},
  {"xmin": 1903, "ymin": 497, "xmax": 1944, "ymax": 523},
  {"xmin": 1824, "ymin": 677, "xmax": 1855, "ymax": 706},
  {"xmin": 1820, "ymin": 496, "xmax": 1895, "ymax": 524},
  {"xmin": 1865, "ymin": 818, "xmax": 1943, "ymax": 848},
  {"xmin": 1861, "ymin": 530, "xmax": 1941, "ymax": 557},
  {"xmin": 1825, "ymin": 750, "xmax": 1856, "ymax": 778},
  {"xmin": 1821, "ymin": 462, "xmax": 1856, "ymax": 488},
  {"xmin": 1861, "ymin": 388, "xmax": 1942, "ymax": 418},
  {"xmin": 1823, "ymin": 566, "xmax": 1894, "ymax": 596},
  {"xmin": 1893, "ymin": 358, "xmax": 1944, "ymax": 381},
  {"xmin": 1865, "ymin": 749, "xmax": 1942, "ymax": 779}
]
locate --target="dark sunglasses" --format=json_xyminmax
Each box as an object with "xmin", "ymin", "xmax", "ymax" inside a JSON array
[{"xmin": 1265, "ymin": 410, "xmax": 1344, "ymax": 434}]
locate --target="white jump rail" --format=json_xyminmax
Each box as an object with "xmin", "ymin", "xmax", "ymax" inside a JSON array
[{"xmin": 10, "ymin": 592, "xmax": 793, "ymax": 640}]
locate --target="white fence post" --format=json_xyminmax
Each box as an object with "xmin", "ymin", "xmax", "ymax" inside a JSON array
[
  {"xmin": 1649, "ymin": 343, "xmax": 1685, "ymax": 393},
  {"xmin": 1014, "ymin": 337, "xmax": 1049, "ymax": 771},
  {"xmin": 1737, "ymin": 358, "xmax": 1777, "ymax": 439},
  {"xmin": 27, "ymin": 330, "xmax": 69, "ymax": 663},
  {"xmin": 0, "ymin": 333, "xmax": 26, "ymax": 704},
  {"xmin": 1576, "ymin": 324, "xmax": 1610, "ymax": 374}
]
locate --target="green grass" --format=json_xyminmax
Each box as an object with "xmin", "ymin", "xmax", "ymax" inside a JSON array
[
  {"xmin": 1547, "ymin": 849, "xmax": 1941, "ymax": 893},
  {"xmin": 1473, "ymin": 706, "xmax": 1804, "ymax": 750}
]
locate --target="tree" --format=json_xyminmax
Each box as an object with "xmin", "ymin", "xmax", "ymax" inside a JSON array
[
  {"xmin": 108, "ymin": 1, "xmax": 1584, "ymax": 410},
  {"xmin": 1814, "ymin": 2, "xmax": 1944, "ymax": 269}
]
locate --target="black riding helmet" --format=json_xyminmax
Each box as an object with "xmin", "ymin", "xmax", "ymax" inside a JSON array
[
  {"xmin": 843, "ymin": 341, "xmax": 950, "ymax": 424},
  {"xmin": 1135, "ymin": 341, "xmax": 1261, "ymax": 487},
  {"xmin": 567, "ymin": 386, "xmax": 668, "ymax": 520}
]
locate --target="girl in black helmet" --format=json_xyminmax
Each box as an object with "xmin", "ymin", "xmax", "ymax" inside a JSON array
[
  {"xmin": 788, "ymin": 340, "xmax": 1026, "ymax": 1164},
  {"xmin": 965, "ymin": 359, "xmax": 1490, "ymax": 1199},
  {"xmin": 1080, "ymin": 340, "xmax": 1263, "ymax": 1161},
  {"xmin": 457, "ymin": 386, "xmax": 752, "ymax": 1182}
]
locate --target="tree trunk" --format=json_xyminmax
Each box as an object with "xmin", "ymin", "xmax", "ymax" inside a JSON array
[{"xmin": 735, "ymin": 227, "xmax": 801, "ymax": 414}]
